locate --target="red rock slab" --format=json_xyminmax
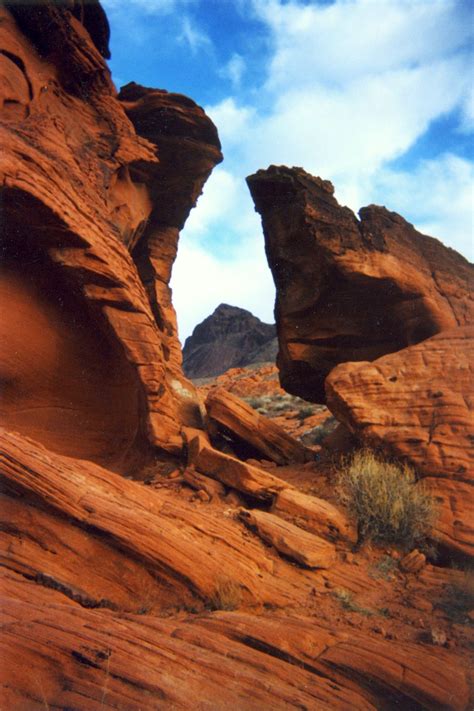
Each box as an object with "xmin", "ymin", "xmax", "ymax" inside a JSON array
[
  {"xmin": 240, "ymin": 509, "xmax": 337, "ymax": 569},
  {"xmin": 188, "ymin": 432, "xmax": 291, "ymax": 501},
  {"xmin": 0, "ymin": 493, "xmax": 190, "ymax": 614},
  {"xmin": 320, "ymin": 634, "xmax": 469, "ymax": 711},
  {"xmin": 205, "ymin": 387, "xmax": 311, "ymax": 464},
  {"xmin": 0, "ymin": 575, "xmax": 373, "ymax": 711},
  {"xmin": 0, "ymin": 428, "xmax": 319, "ymax": 609},
  {"xmin": 189, "ymin": 612, "xmax": 471, "ymax": 711},
  {"xmin": 273, "ymin": 487, "xmax": 357, "ymax": 543},
  {"xmin": 326, "ymin": 327, "xmax": 473, "ymax": 481},
  {"xmin": 246, "ymin": 166, "xmax": 473, "ymax": 403}
]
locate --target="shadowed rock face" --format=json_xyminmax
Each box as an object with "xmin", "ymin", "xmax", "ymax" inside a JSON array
[
  {"xmin": 247, "ymin": 165, "xmax": 473, "ymax": 403},
  {"xmin": 1, "ymin": 5, "xmax": 473, "ymax": 709},
  {"xmin": 248, "ymin": 165, "xmax": 474, "ymax": 557},
  {"xmin": 0, "ymin": 1, "xmax": 221, "ymax": 470},
  {"xmin": 183, "ymin": 304, "xmax": 277, "ymax": 378}
]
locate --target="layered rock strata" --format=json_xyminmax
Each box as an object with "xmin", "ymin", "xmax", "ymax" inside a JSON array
[
  {"xmin": 248, "ymin": 165, "xmax": 473, "ymax": 557},
  {"xmin": 0, "ymin": 1, "xmax": 221, "ymax": 471},
  {"xmin": 247, "ymin": 166, "xmax": 472, "ymax": 403},
  {"xmin": 1, "ymin": 4, "xmax": 473, "ymax": 709}
]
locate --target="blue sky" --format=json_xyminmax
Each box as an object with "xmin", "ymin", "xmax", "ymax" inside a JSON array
[{"xmin": 102, "ymin": 0, "xmax": 473, "ymax": 341}]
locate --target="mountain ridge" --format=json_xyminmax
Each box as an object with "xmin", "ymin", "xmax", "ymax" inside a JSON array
[{"xmin": 182, "ymin": 303, "xmax": 277, "ymax": 378}]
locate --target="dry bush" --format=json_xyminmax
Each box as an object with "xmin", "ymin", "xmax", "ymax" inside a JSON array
[
  {"xmin": 337, "ymin": 449, "xmax": 436, "ymax": 549},
  {"xmin": 208, "ymin": 579, "xmax": 242, "ymax": 611}
]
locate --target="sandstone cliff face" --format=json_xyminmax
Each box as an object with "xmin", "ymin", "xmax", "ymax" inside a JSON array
[
  {"xmin": 247, "ymin": 165, "xmax": 473, "ymax": 557},
  {"xmin": 1, "ymin": 5, "xmax": 473, "ymax": 709},
  {"xmin": 247, "ymin": 166, "xmax": 473, "ymax": 403},
  {"xmin": 183, "ymin": 303, "xmax": 277, "ymax": 378},
  {"xmin": 0, "ymin": 1, "xmax": 221, "ymax": 472}
]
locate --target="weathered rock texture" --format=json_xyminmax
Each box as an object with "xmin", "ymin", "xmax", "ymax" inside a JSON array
[
  {"xmin": 247, "ymin": 165, "xmax": 473, "ymax": 403},
  {"xmin": 2, "ymin": 5, "xmax": 473, "ymax": 710},
  {"xmin": 205, "ymin": 386, "xmax": 310, "ymax": 464},
  {"xmin": 248, "ymin": 165, "xmax": 473, "ymax": 558},
  {"xmin": 0, "ymin": 1, "xmax": 221, "ymax": 472},
  {"xmin": 183, "ymin": 303, "xmax": 277, "ymax": 378}
]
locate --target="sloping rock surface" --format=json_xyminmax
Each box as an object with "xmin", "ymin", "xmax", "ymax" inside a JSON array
[
  {"xmin": 2, "ymin": 572, "xmax": 470, "ymax": 711},
  {"xmin": 0, "ymin": 0, "xmax": 221, "ymax": 470},
  {"xmin": 247, "ymin": 165, "xmax": 473, "ymax": 403},
  {"xmin": 327, "ymin": 326, "xmax": 474, "ymax": 556},
  {"xmin": 248, "ymin": 165, "xmax": 473, "ymax": 558},
  {"xmin": 205, "ymin": 386, "xmax": 310, "ymax": 464},
  {"xmin": 183, "ymin": 303, "xmax": 277, "ymax": 378}
]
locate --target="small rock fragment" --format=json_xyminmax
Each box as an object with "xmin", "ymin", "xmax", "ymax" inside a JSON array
[
  {"xmin": 430, "ymin": 628, "xmax": 447, "ymax": 646},
  {"xmin": 400, "ymin": 549, "xmax": 426, "ymax": 574}
]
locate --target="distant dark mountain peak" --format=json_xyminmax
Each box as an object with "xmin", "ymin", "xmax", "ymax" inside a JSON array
[{"xmin": 182, "ymin": 304, "xmax": 277, "ymax": 379}]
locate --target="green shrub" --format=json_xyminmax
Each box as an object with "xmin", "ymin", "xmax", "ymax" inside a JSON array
[
  {"xmin": 337, "ymin": 449, "xmax": 436, "ymax": 549},
  {"xmin": 296, "ymin": 405, "xmax": 315, "ymax": 421}
]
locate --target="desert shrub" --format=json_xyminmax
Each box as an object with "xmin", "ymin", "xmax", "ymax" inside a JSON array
[
  {"xmin": 332, "ymin": 588, "xmax": 370, "ymax": 614},
  {"xmin": 296, "ymin": 405, "xmax": 315, "ymax": 421},
  {"xmin": 369, "ymin": 555, "xmax": 398, "ymax": 581},
  {"xmin": 208, "ymin": 579, "xmax": 242, "ymax": 611},
  {"xmin": 246, "ymin": 396, "xmax": 266, "ymax": 410},
  {"xmin": 337, "ymin": 449, "xmax": 436, "ymax": 549}
]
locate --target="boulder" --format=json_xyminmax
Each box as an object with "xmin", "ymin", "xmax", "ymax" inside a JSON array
[
  {"xmin": 326, "ymin": 327, "xmax": 473, "ymax": 481},
  {"xmin": 272, "ymin": 488, "xmax": 357, "ymax": 543},
  {"xmin": 205, "ymin": 387, "xmax": 311, "ymax": 464},
  {"xmin": 247, "ymin": 166, "xmax": 473, "ymax": 403},
  {"xmin": 187, "ymin": 432, "xmax": 290, "ymax": 501},
  {"xmin": 240, "ymin": 509, "xmax": 337, "ymax": 569}
]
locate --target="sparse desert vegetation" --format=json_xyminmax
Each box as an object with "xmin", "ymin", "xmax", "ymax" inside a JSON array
[
  {"xmin": 208, "ymin": 579, "xmax": 242, "ymax": 611},
  {"xmin": 337, "ymin": 449, "xmax": 436, "ymax": 549}
]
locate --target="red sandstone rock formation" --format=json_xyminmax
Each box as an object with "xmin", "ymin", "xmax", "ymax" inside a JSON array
[
  {"xmin": 248, "ymin": 165, "xmax": 473, "ymax": 558},
  {"xmin": 1, "ymin": 4, "xmax": 473, "ymax": 709},
  {"xmin": 205, "ymin": 387, "xmax": 311, "ymax": 464},
  {"xmin": 327, "ymin": 326, "xmax": 474, "ymax": 556},
  {"xmin": 247, "ymin": 165, "xmax": 473, "ymax": 403},
  {"xmin": 0, "ymin": 1, "xmax": 221, "ymax": 473}
]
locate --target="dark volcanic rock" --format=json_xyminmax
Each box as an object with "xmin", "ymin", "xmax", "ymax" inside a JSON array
[{"xmin": 183, "ymin": 304, "xmax": 278, "ymax": 378}]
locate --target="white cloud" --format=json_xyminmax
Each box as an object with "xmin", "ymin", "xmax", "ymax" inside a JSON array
[
  {"xmin": 103, "ymin": 0, "xmax": 196, "ymax": 15},
  {"xmin": 172, "ymin": 0, "xmax": 473, "ymax": 338},
  {"xmin": 172, "ymin": 236, "xmax": 275, "ymax": 344},
  {"xmin": 178, "ymin": 17, "xmax": 212, "ymax": 54},
  {"xmin": 371, "ymin": 153, "xmax": 474, "ymax": 260},
  {"xmin": 253, "ymin": 0, "xmax": 472, "ymax": 90},
  {"xmin": 219, "ymin": 54, "xmax": 246, "ymax": 88},
  {"xmin": 206, "ymin": 99, "xmax": 255, "ymax": 152}
]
